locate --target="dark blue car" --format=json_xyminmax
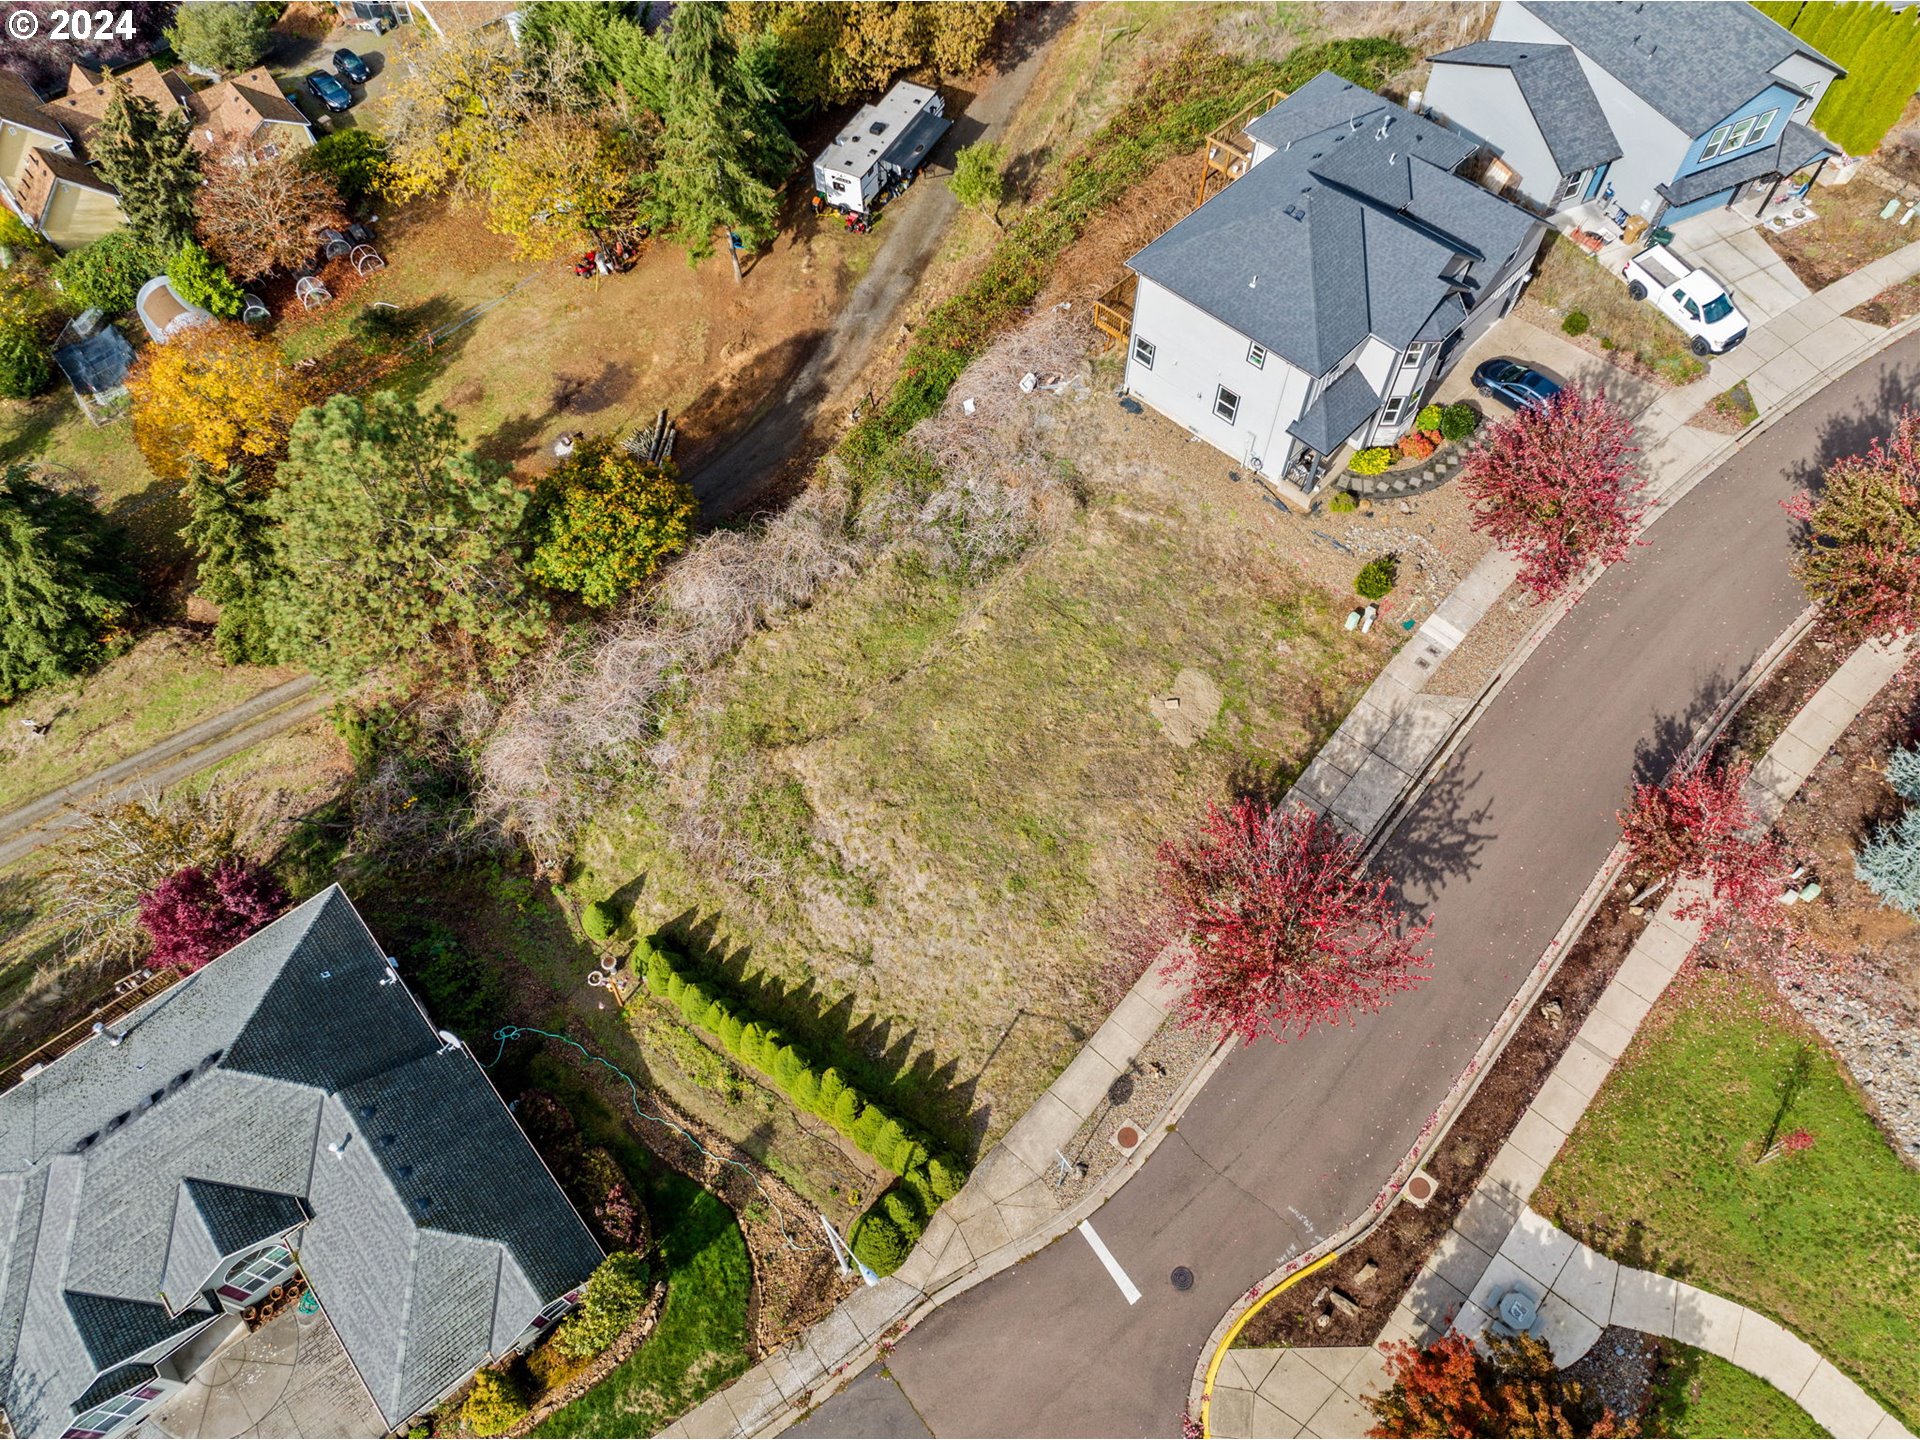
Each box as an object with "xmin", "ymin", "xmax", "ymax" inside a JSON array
[
  {"xmin": 306, "ymin": 69, "xmax": 353, "ymax": 112},
  {"xmin": 332, "ymin": 48, "xmax": 370, "ymax": 84},
  {"xmin": 1472, "ymin": 358, "xmax": 1563, "ymax": 412}
]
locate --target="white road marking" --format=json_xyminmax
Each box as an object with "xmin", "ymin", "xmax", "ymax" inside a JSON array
[{"xmin": 1077, "ymin": 1221, "xmax": 1142, "ymax": 1305}]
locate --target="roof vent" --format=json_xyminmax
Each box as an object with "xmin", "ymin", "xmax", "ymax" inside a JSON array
[
  {"xmin": 1249, "ymin": 274, "xmax": 1258, "ymax": 289},
  {"xmin": 1389, "ymin": 152, "xmax": 1398, "ymax": 166},
  {"xmin": 1377, "ymin": 117, "xmax": 1392, "ymax": 140},
  {"xmin": 415, "ymin": 1195, "xmax": 434, "ymax": 1212},
  {"xmin": 868, "ymin": 120, "xmax": 888, "ymax": 135},
  {"xmin": 397, "ymin": 1163, "xmax": 414, "ymax": 1179}
]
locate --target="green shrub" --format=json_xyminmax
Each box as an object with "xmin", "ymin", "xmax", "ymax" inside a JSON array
[
  {"xmin": 397, "ymin": 920, "xmax": 505, "ymax": 1040},
  {"xmin": 51, "ymin": 231, "xmax": 158, "ymax": 314},
  {"xmin": 304, "ymin": 127, "xmax": 389, "ymax": 202},
  {"xmin": 832, "ymin": 1087, "xmax": 863, "ymax": 1133},
  {"xmin": 1355, "ymin": 555, "xmax": 1399, "ymax": 600},
  {"xmin": 461, "ymin": 1367, "xmax": 530, "ymax": 1438},
  {"xmin": 552, "ymin": 1252, "xmax": 650, "ymax": 1359},
  {"xmin": 1438, "ymin": 403, "xmax": 1479, "ymax": 442},
  {"xmin": 0, "ymin": 209, "xmax": 37, "ymax": 252},
  {"xmin": 167, "ymin": 242, "xmax": 242, "ymax": 319},
  {"xmin": 1562, "ymin": 309, "xmax": 1591, "ymax": 336},
  {"xmin": 1348, "ymin": 446, "xmax": 1394, "ymax": 477},
  {"xmin": 883, "ymin": 1189, "xmax": 920, "ymax": 1231},
  {"xmin": 927, "ymin": 1156, "xmax": 965, "ymax": 1202},
  {"xmin": 1414, "ymin": 403, "xmax": 1442, "ymax": 433},
  {"xmin": 850, "ymin": 1212, "xmax": 908, "ymax": 1273},
  {"xmin": 0, "ymin": 324, "xmax": 49, "ymax": 400},
  {"xmin": 1326, "ymin": 491, "xmax": 1359, "ymax": 514},
  {"xmin": 816, "ymin": 1068, "xmax": 847, "ymax": 1118},
  {"xmin": 581, "ymin": 898, "xmax": 621, "ymax": 943},
  {"xmin": 676, "ymin": 983, "xmax": 713, "ymax": 1027}
]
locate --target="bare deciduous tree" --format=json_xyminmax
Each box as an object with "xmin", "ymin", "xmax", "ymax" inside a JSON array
[{"xmin": 195, "ymin": 143, "xmax": 348, "ymax": 281}]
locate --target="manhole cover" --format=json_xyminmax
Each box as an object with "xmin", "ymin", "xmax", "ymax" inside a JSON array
[
  {"xmin": 1405, "ymin": 1172, "xmax": 1435, "ymax": 1203},
  {"xmin": 1170, "ymin": 1266, "xmax": 1195, "ymax": 1291},
  {"xmin": 1114, "ymin": 1124, "xmax": 1142, "ymax": 1149}
]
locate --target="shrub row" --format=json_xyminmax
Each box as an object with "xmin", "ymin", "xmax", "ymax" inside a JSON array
[
  {"xmin": 636, "ymin": 939, "xmax": 964, "ymax": 1187},
  {"xmin": 1760, "ymin": 1, "xmax": 1920, "ymax": 156}
]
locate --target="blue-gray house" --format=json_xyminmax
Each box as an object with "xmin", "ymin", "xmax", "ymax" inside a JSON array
[{"xmin": 1424, "ymin": 0, "xmax": 1844, "ymax": 226}]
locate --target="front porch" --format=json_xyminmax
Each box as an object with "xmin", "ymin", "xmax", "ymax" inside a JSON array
[{"xmin": 1553, "ymin": 197, "xmax": 1812, "ymax": 327}]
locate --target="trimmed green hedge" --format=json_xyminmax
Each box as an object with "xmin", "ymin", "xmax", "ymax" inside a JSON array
[
  {"xmin": 1758, "ymin": 1, "xmax": 1920, "ymax": 156},
  {"xmin": 635, "ymin": 937, "xmax": 969, "ymax": 1275}
]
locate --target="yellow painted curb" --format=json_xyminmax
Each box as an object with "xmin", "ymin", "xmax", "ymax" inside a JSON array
[{"xmin": 1198, "ymin": 1250, "xmax": 1339, "ymax": 1437}]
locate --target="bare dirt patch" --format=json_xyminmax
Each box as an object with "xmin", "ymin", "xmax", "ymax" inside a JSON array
[
  {"xmin": 1761, "ymin": 179, "xmax": 1914, "ymax": 291},
  {"xmin": 1688, "ymin": 380, "xmax": 1759, "ymax": 435},
  {"xmin": 1849, "ymin": 275, "xmax": 1920, "ymax": 328}
]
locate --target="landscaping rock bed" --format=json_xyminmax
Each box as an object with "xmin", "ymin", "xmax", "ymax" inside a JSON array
[{"xmin": 1338, "ymin": 438, "xmax": 1481, "ymax": 500}]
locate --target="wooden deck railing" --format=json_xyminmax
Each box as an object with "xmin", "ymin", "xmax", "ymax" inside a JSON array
[
  {"xmin": 1197, "ymin": 87, "xmax": 1287, "ymax": 205},
  {"xmin": 0, "ymin": 968, "xmax": 178, "ymax": 1093}
]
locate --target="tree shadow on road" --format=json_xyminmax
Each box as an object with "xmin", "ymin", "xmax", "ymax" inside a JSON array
[
  {"xmin": 1631, "ymin": 669, "xmax": 1736, "ymax": 785},
  {"xmin": 1381, "ymin": 760, "xmax": 1497, "ymax": 908},
  {"xmin": 1787, "ymin": 360, "xmax": 1920, "ymax": 499}
]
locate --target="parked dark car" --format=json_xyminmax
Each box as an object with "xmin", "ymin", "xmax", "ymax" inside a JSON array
[
  {"xmin": 306, "ymin": 69, "xmax": 353, "ymax": 112},
  {"xmin": 333, "ymin": 48, "xmax": 370, "ymax": 84},
  {"xmin": 1472, "ymin": 358, "xmax": 1563, "ymax": 412}
]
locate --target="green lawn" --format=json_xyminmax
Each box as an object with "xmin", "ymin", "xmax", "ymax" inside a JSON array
[
  {"xmin": 1645, "ymin": 1342, "xmax": 1828, "ymax": 1439},
  {"xmin": 527, "ymin": 1063, "xmax": 753, "ymax": 1438},
  {"xmin": 1536, "ymin": 969, "xmax": 1920, "ymax": 1428}
]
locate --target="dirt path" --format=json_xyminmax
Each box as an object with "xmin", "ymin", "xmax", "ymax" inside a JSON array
[
  {"xmin": 684, "ymin": 19, "xmax": 1063, "ymax": 519},
  {"xmin": 0, "ymin": 677, "xmax": 327, "ymax": 867}
]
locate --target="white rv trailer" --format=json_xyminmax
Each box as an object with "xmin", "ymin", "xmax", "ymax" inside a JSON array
[{"xmin": 811, "ymin": 80, "xmax": 952, "ymax": 214}]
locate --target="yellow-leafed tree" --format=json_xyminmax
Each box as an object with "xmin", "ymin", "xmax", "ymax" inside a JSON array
[
  {"xmin": 128, "ymin": 323, "xmax": 311, "ymax": 482},
  {"xmin": 483, "ymin": 111, "xmax": 655, "ymax": 259}
]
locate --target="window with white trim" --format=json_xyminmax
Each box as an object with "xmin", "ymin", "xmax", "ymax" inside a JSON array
[
  {"xmin": 1379, "ymin": 394, "xmax": 1410, "ymax": 428},
  {"xmin": 1746, "ymin": 107, "xmax": 1778, "ymax": 147},
  {"xmin": 1213, "ymin": 385, "xmax": 1240, "ymax": 424},
  {"xmin": 1132, "ymin": 335, "xmax": 1156, "ymax": 370},
  {"xmin": 1246, "ymin": 341, "xmax": 1266, "ymax": 369},
  {"xmin": 216, "ymin": 1243, "xmax": 293, "ymax": 1304},
  {"xmin": 1703, "ymin": 106, "xmax": 1778, "ymax": 160},
  {"xmin": 1399, "ymin": 341, "xmax": 1430, "ymax": 373}
]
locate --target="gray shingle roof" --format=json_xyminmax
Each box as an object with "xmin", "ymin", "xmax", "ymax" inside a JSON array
[
  {"xmin": 1130, "ymin": 73, "xmax": 1539, "ymax": 375},
  {"xmin": 1657, "ymin": 119, "xmax": 1834, "ymax": 206},
  {"xmin": 1287, "ymin": 366, "xmax": 1381, "ymax": 453},
  {"xmin": 0, "ymin": 886, "xmax": 602, "ymax": 1438},
  {"xmin": 1428, "ymin": 40, "xmax": 1622, "ymax": 175},
  {"xmin": 1520, "ymin": 1, "xmax": 1843, "ymax": 136}
]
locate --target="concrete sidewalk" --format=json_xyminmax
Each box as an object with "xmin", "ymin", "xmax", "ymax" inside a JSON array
[{"xmin": 1207, "ymin": 633, "xmax": 1918, "ymax": 1440}]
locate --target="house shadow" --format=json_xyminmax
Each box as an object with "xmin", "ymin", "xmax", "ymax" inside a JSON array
[{"xmin": 658, "ymin": 909, "xmax": 980, "ymax": 1158}]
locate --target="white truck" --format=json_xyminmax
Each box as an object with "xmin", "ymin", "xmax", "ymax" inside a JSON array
[{"xmin": 1621, "ymin": 243, "xmax": 1750, "ymax": 355}]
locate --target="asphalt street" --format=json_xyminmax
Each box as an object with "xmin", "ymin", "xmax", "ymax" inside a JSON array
[{"xmin": 798, "ymin": 335, "xmax": 1920, "ymax": 1438}]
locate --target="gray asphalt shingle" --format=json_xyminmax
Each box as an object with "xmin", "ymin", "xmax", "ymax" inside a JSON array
[
  {"xmin": 1521, "ymin": 0, "xmax": 1843, "ymax": 136},
  {"xmin": 1428, "ymin": 40, "xmax": 1622, "ymax": 175},
  {"xmin": 1287, "ymin": 366, "xmax": 1382, "ymax": 453}
]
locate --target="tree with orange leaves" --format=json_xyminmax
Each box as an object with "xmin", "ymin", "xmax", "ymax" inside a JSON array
[
  {"xmin": 128, "ymin": 323, "xmax": 312, "ymax": 482},
  {"xmin": 194, "ymin": 144, "xmax": 348, "ymax": 282},
  {"xmin": 1363, "ymin": 1331, "xmax": 1634, "ymax": 1438}
]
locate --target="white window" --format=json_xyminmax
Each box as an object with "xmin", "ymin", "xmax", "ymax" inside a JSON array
[
  {"xmin": 1555, "ymin": 169, "xmax": 1586, "ymax": 204},
  {"xmin": 1399, "ymin": 341, "xmax": 1429, "ymax": 372},
  {"xmin": 1214, "ymin": 385, "xmax": 1240, "ymax": 424},
  {"xmin": 1747, "ymin": 108, "xmax": 1778, "ymax": 147},
  {"xmin": 1132, "ymin": 335, "xmax": 1156, "ymax": 370},
  {"xmin": 1703, "ymin": 108, "xmax": 1775, "ymax": 160},
  {"xmin": 216, "ymin": 1243, "xmax": 293, "ymax": 1304},
  {"xmin": 1247, "ymin": 341, "xmax": 1266, "ymax": 369},
  {"xmin": 1379, "ymin": 394, "xmax": 1410, "ymax": 428}
]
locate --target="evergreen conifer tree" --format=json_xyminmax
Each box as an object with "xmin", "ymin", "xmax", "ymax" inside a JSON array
[
  {"xmin": 0, "ymin": 468, "xmax": 136, "ymax": 701},
  {"xmin": 92, "ymin": 81, "xmax": 201, "ymax": 252},
  {"xmin": 1858, "ymin": 806, "xmax": 1920, "ymax": 917},
  {"xmin": 180, "ymin": 464, "xmax": 279, "ymax": 664}
]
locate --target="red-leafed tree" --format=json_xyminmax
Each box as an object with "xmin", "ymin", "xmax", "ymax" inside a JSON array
[
  {"xmin": 1461, "ymin": 387, "xmax": 1647, "ymax": 603},
  {"xmin": 1787, "ymin": 408, "xmax": 1920, "ymax": 641},
  {"xmin": 1364, "ymin": 1332, "xmax": 1633, "ymax": 1438},
  {"xmin": 1141, "ymin": 799, "xmax": 1431, "ymax": 1045},
  {"xmin": 1618, "ymin": 756, "xmax": 1790, "ymax": 931},
  {"xmin": 137, "ymin": 856, "xmax": 289, "ymax": 972}
]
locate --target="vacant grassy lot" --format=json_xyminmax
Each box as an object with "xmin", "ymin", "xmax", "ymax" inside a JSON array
[
  {"xmin": 1522, "ymin": 233, "xmax": 1708, "ymax": 386},
  {"xmin": 575, "ymin": 427, "xmax": 1379, "ymax": 1154},
  {"xmin": 1536, "ymin": 969, "xmax": 1920, "ymax": 1427},
  {"xmin": 1646, "ymin": 1341, "xmax": 1829, "ymax": 1439},
  {"xmin": 0, "ymin": 631, "xmax": 300, "ymax": 813},
  {"xmin": 1761, "ymin": 180, "xmax": 1912, "ymax": 291},
  {"xmin": 0, "ymin": 386, "xmax": 180, "ymax": 562}
]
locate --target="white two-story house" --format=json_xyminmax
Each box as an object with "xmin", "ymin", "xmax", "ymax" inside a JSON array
[{"xmin": 1119, "ymin": 73, "xmax": 1547, "ymax": 504}]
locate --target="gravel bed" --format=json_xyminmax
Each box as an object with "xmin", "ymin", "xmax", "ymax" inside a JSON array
[{"xmin": 1049, "ymin": 1017, "xmax": 1217, "ymax": 1209}]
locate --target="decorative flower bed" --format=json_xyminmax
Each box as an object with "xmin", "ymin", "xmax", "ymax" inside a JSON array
[{"xmin": 1337, "ymin": 402, "xmax": 1483, "ymax": 499}]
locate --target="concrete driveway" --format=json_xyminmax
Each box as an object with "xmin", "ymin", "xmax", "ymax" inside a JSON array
[
  {"xmin": 142, "ymin": 1301, "xmax": 384, "ymax": 1440},
  {"xmin": 1430, "ymin": 315, "xmax": 1667, "ymax": 422}
]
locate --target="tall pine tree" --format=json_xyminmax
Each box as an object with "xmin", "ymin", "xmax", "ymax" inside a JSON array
[
  {"xmin": 180, "ymin": 464, "xmax": 279, "ymax": 665},
  {"xmin": 262, "ymin": 393, "xmax": 547, "ymax": 685},
  {"xmin": 91, "ymin": 81, "xmax": 201, "ymax": 252},
  {"xmin": 657, "ymin": 0, "xmax": 798, "ymax": 259},
  {"xmin": 0, "ymin": 468, "xmax": 136, "ymax": 701}
]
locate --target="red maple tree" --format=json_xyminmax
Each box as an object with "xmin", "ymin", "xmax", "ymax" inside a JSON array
[
  {"xmin": 1364, "ymin": 1332, "xmax": 1633, "ymax": 1438},
  {"xmin": 1618, "ymin": 756, "xmax": 1790, "ymax": 931},
  {"xmin": 137, "ymin": 857, "xmax": 289, "ymax": 973},
  {"xmin": 1143, "ymin": 799, "xmax": 1431, "ymax": 1045},
  {"xmin": 1787, "ymin": 408, "xmax": 1920, "ymax": 641},
  {"xmin": 1460, "ymin": 387, "xmax": 1647, "ymax": 603}
]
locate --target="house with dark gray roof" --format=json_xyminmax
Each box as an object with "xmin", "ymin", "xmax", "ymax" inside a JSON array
[
  {"xmin": 1425, "ymin": 1, "xmax": 1844, "ymax": 223},
  {"xmin": 1118, "ymin": 73, "xmax": 1546, "ymax": 499},
  {"xmin": 0, "ymin": 886, "xmax": 602, "ymax": 1440}
]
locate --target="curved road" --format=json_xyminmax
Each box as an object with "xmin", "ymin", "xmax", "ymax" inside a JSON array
[{"xmin": 793, "ymin": 338, "xmax": 1920, "ymax": 1438}]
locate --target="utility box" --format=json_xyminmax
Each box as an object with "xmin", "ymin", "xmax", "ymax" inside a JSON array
[{"xmin": 812, "ymin": 80, "xmax": 952, "ymax": 214}]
